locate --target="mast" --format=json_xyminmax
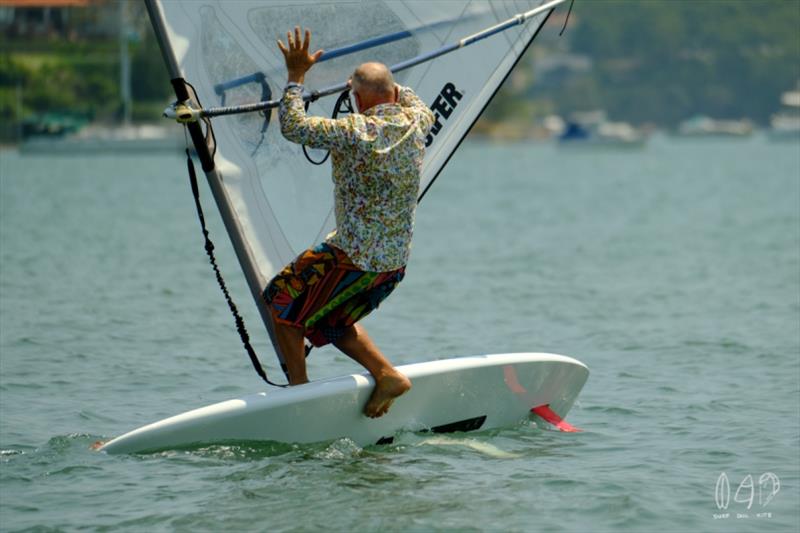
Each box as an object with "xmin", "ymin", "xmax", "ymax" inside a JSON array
[
  {"xmin": 119, "ymin": 0, "xmax": 131, "ymax": 126},
  {"xmin": 143, "ymin": 0, "xmax": 285, "ymax": 371}
]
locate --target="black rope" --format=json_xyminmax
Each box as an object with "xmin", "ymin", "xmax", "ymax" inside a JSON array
[
  {"xmin": 302, "ymin": 89, "xmax": 354, "ymax": 165},
  {"xmin": 559, "ymin": 0, "xmax": 575, "ymax": 36},
  {"xmin": 184, "ymin": 146, "xmax": 286, "ymax": 388}
]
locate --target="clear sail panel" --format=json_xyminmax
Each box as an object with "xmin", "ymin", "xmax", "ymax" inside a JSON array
[{"xmin": 156, "ymin": 0, "xmax": 551, "ymax": 286}]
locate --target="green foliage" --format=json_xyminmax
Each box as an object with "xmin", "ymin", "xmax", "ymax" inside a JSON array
[
  {"xmin": 3, "ymin": 54, "xmax": 118, "ymax": 121},
  {"xmin": 0, "ymin": 54, "xmax": 25, "ymax": 86},
  {"xmin": 130, "ymin": 33, "xmax": 171, "ymax": 101},
  {"xmin": 3, "ymin": 0, "xmax": 799, "ymax": 139},
  {"xmin": 0, "ymin": 5, "xmax": 172, "ymax": 139},
  {"xmin": 563, "ymin": 0, "xmax": 800, "ymax": 126}
]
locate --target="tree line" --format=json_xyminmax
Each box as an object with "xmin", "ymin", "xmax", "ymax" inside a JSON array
[
  {"xmin": 545, "ymin": 0, "xmax": 800, "ymax": 126},
  {"xmin": 2, "ymin": 0, "xmax": 798, "ymax": 142}
]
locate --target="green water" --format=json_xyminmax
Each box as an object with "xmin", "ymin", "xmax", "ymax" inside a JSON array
[{"xmin": 1, "ymin": 136, "xmax": 798, "ymax": 532}]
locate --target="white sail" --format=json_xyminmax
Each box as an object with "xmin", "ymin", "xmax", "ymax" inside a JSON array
[{"xmin": 145, "ymin": 0, "xmax": 562, "ymax": 362}]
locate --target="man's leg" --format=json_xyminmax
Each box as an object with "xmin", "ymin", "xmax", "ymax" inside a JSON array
[
  {"xmin": 271, "ymin": 314, "xmax": 308, "ymax": 385},
  {"xmin": 333, "ymin": 324, "xmax": 411, "ymax": 418}
]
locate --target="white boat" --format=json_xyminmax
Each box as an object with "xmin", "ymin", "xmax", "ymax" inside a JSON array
[
  {"xmin": 20, "ymin": 124, "xmax": 182, "ymax": 155},
  {"xmin": 768, "ymin": 89, "xmax": 800, "ymax": 141},
  {"xmin": 677, "ymin": 115, "xmax": 754, "ymax": 138},
  {"xmin": 557, "ymin": 110, "xmax": 647, "ymax": 148}
]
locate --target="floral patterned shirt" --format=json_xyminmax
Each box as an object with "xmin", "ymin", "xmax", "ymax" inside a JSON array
[{"xmin": 279, "ymin": 84, "xmax": 435, "ymax": 272}]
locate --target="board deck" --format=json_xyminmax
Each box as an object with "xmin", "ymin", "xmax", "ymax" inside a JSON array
[{"xmin": 99, "ymin": 353, "xmax": 588, "ymax": 454}]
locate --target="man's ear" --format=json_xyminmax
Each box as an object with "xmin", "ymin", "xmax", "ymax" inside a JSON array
[{"xmin": 353, "ymin": 91, "xmax": 362, "ymax": 113}]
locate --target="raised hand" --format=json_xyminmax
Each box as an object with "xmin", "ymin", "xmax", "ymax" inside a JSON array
[{"xmin": 277, "ymin": 26, "xmax": 324, "ymax": 85}]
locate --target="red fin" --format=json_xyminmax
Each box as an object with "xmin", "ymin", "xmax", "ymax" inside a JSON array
[{"xmin": 531, "ymin": 404, "xmax": 582, "ymax": 433}]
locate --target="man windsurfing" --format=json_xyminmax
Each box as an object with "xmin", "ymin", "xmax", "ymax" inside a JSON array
[{"xmin": 264, "ymin": 27, "xmax": 435, "ymax": 418}]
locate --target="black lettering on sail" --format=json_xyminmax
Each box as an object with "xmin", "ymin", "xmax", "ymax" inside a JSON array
[
  {"xmin": 431, "ymin": 95, "xmax": 453, "ymax": 119},
  {"xmin": 441, "ymin": 82, "xmax": 463, "ymax": 108},
  {"xmin": 425, "ymin": 82, "xmax": 464, "ymax": 147}
]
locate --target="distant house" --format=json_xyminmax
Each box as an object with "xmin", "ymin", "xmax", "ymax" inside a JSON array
[{"xmin": 0, "ymin": 0, "xmax": 119, "ymax": 40}]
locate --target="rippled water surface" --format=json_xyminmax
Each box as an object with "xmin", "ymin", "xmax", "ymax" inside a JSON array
[{"xmin": 1, "ymin": 136, "xmax": 798, "ymax": 532}]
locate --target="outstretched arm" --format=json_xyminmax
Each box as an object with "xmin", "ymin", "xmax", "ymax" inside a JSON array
[{"xmin": 277, "ymin": 27, "xmax": 354, "ymax": 149}]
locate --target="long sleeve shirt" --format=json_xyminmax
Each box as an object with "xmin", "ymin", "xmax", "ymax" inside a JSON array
[{"xmin": 279, "ymin": 84, "xmax": 435, "ymax": 272}]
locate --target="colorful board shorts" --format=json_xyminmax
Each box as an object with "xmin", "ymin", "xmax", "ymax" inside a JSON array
[{"xmin": 263, "ymin": 243, "xmax": 405, "ymax": 347}]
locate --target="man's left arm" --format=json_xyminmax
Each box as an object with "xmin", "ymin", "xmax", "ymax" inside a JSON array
[{"xmin": 276, "ymin": 27, "xmax": 355, "ymax": 149}]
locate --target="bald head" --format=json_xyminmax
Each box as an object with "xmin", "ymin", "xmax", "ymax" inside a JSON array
[{"xmin": 351, "ymin": 62, "xmax": 395, "ymax": 100}]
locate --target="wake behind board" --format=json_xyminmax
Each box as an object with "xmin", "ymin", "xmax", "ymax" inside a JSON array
[{"xmin": 99, "ymin": 353, "xmax": 588, "ymax": 454}]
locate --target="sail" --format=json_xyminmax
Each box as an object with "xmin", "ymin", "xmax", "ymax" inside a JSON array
[{"xmin": 145, "ymin": 0, "xmax": 561, "ymax": 361}]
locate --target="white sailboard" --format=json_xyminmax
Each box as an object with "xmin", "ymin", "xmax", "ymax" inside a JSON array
[
  {"xmin": 101, "ymin": 0, "xmax": 588, "ymax": 453},
  {"xmin": 100, "ymin": 353, "xmax": 587, "ymax": 454}
]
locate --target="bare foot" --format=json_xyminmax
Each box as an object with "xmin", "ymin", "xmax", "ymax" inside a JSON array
[
  {"xmin": 90, "ymin": 440, "xmax": 106, "ymax": 451},
  {"xmin": 365, "ymin": 370, "xmax": 411, "ymax": 418}
]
